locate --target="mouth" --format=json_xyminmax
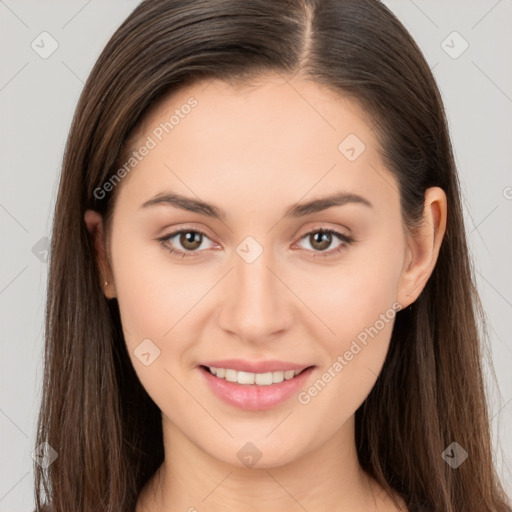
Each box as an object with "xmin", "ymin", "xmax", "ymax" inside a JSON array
[
  {"xmin": 198, "ymin": 363, "xmax": 316, "ymax": 410},
  {"xmin": 199, "ymin": 364, "xmax": 311, "ymax": 385}
]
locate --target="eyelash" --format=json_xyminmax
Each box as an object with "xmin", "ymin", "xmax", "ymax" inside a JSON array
[{"xmin": 157, "ymin": 227, "xmax": 354, "ymax": 259}]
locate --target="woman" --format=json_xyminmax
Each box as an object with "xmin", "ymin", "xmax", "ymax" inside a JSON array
[{"xmin": 34, "ymin": 0, "xmax": 512, "ymax": 511}]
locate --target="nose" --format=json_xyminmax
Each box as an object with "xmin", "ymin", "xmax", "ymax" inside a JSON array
[{"xmin": 217, "ymin": 244, "xmax": 294, "ymax": 344}]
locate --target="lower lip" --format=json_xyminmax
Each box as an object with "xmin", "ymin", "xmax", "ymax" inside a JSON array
[{"xmin": 198, "ymin": 365, "xmax": 315, "ymax": 410}]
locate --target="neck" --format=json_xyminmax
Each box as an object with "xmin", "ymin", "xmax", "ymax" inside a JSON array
[{"xmin": 136, "ymin": 414, "xmax": 403, "ymax": 512}]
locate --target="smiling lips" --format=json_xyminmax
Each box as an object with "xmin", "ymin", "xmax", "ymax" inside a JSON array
[{"xmin": 198, "ymin": 359, "xmax": 315, "ymax": 410}]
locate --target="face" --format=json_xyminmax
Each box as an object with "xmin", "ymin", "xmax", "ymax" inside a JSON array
[{"xmin": 89, "ymin": 74, "xmax": 426, "ymax": 469}]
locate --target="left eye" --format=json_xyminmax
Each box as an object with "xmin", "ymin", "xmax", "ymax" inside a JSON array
[
  {"xmin": 295, "ymin": 229, "xmax": 353, "ymax": 257},
  {"xmin": 158, "ymin": 228, "xmax": 354, "ymax": 258}
]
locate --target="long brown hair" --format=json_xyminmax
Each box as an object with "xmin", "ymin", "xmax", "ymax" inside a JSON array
[{"xmin": 34, "ymin": 0, "xmax": 511, "ymax": 511}]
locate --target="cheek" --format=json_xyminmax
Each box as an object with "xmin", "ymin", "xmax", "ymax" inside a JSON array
[
  {"xmin": 296, "ymin": 279, "xmax": 401, "ymax": 431},
  {"xmin": 110, "ymin": 238, "xmax": 207, "ymax": 403},
  {"xmin": 304, "ymin": 236, "xmax": 403, "ymax": 345},
  {"xmin": 110, "ymin": 232, "xmax": 211, "ymax": 342},
  {"xmin": 298, "ymin": 232, "xmax": 403, "ymax": 400}
]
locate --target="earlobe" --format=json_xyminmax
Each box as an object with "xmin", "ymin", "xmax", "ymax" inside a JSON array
[
  {"xmin": 397, "ymin": 187, "xmax": 447, "ymax": 308},
  {"xmin": 84, "ymin": 209, "xmax": 116, "ymax": 299}
]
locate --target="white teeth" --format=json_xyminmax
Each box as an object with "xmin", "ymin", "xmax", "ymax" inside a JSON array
[
  {"xmin": 238, "ymin": 371, "xmax": 255, "ymax": 385},
  {"xmin": 225, "ymin": 369, "xmax": 238, "ymax": 383},
  {"xmin": 272, "ymin": 371, "xmax": 284, "ymax": 384},
  {"xmin": 206, "ymin": 366, "xmax": 305, "ymax": 385},
  {"xmin": 255, "ymin": 372, "xmax": 273, "ymax": 385}
]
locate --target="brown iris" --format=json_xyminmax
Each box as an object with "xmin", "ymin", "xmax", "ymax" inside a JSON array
[
  {"xmin": 309, "ymin": 231, "xmax": 333, "ymax": 251},
  {"xmin": 179, "ymin": 231, "xmax": 203, "ymax": 251}
]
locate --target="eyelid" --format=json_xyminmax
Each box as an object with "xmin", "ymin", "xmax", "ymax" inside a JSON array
[{"xmin": 294, "ymin": 222, "xmax": 352, "ymax": 241}]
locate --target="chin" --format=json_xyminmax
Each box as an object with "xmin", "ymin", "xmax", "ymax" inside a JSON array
[{"xmin": 205, "ymin": 436, "xmax": 303, "ymax": 470}]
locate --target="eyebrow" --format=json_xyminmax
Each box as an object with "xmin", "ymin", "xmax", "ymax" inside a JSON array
[{"xmin": 140, "ymin": 190, "xmax": 373, "ymax": 220}]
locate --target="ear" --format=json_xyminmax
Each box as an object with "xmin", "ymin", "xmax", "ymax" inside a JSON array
[
  {"xmin": 84, "ymin": 210, "xmax": 116, "ymax": 299},
  {"xmin": 397, "ymin": 186, "xmax": 447, "ymax": 308}
]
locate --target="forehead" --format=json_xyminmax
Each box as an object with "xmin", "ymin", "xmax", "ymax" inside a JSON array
[
  {"xmin": 133, "ymin": 74, "xmax": 376, "ymax": 154},
  {"xmin": 115, "ymin": 74, "xmax": 396, "ymax": 217}
]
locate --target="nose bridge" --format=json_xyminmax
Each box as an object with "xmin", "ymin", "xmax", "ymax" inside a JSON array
[{"xmin": 219, "ymin": 237, "xmax": 291, "ymax": 340}]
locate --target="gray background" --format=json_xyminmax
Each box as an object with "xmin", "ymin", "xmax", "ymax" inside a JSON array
[{"xmin": 1, "ymin": 1, "xmax": 511, "ymax": 509}]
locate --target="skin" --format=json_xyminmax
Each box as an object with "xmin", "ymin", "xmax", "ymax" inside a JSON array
[{"xmin": 85, "ymin": 73, "xmax": 447, "ymax": 512}]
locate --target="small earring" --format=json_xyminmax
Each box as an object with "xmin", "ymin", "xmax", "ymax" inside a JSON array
[{"xmin": 104, "ymin": 280, "xmax": 108, "ymax": 287}]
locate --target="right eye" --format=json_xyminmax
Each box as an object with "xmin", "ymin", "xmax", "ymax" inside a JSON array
[{"xmin": 158, "ymin": 228, "xmax": 216, "ymax": 258}]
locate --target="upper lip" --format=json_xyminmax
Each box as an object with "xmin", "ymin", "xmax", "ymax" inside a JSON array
[{"xmin": 199, "ymin": 359, "xmax": 312, "ymax": 373}]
